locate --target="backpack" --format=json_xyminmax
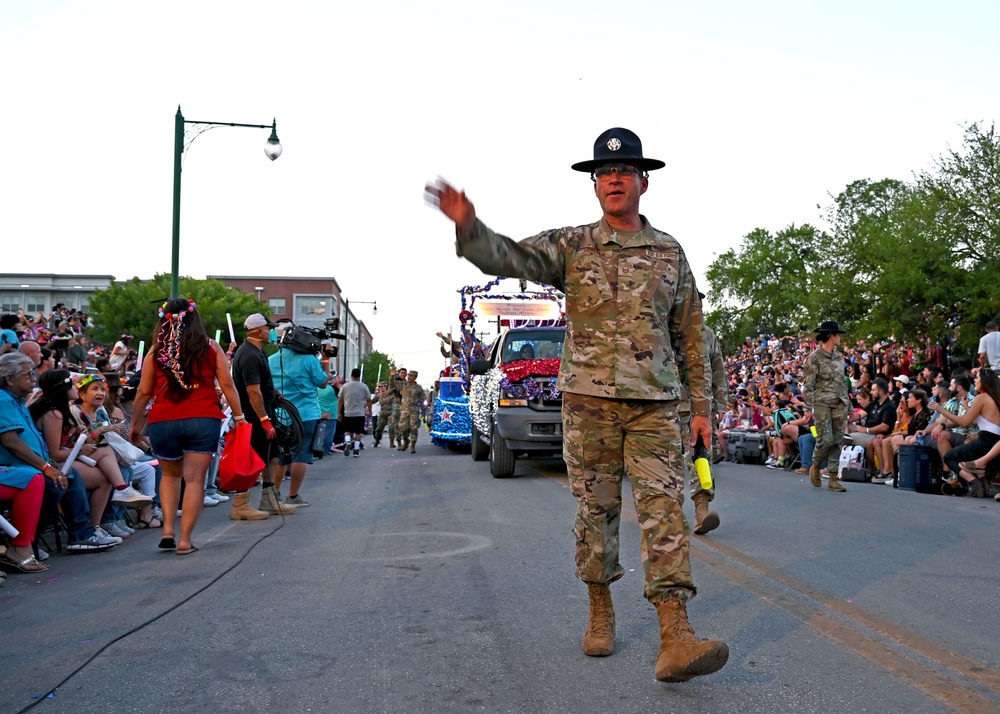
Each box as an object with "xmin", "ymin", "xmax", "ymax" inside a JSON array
[{"xmin": 838, "ymin": 444, "xmax": 868, "ymax": 482}]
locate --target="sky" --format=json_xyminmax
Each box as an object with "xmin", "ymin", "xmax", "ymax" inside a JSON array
[{"xmin": 3, "ymin": 0, "xmax": 998, "ymax": 381}]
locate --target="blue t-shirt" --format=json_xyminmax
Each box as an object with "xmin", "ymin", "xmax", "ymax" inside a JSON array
[
  {"xmin": 267, "ymin": 349, "xmax": 328, "ymax": 422},
  {"xmin": 0, "ymin": 388, "xmax": 49, "ymax": 488}
]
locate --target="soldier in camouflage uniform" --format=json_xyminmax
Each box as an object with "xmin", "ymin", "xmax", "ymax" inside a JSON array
[
  {"xmin": 426, "ymin": 127, "xmax": 728, "ymax": 683},
  {"xmin": 397, "ymin": 370, "xmax": 425, "ymax": 453},
  {"xmin": 388, "ymin": 367, "xmax": 407, "ymax": 447},
  {"xmin": 372, "ymin": 382, "xmax": 393, "ymax": 447},
  {"xmin": 803, "ymin": 320, "xmax": 849, "ymax": 492},
  {"xmin": 677, "ymin": 321, "xmax": 728, "ymax": 535}
]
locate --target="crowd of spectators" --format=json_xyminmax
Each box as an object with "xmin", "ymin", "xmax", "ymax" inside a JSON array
[{"xmin": 716, "ymin": 327, "xmax": 1000, "ymax": 498}]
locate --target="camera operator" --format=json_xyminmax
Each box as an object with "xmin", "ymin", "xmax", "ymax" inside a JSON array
[{"xmin": 268, "ymin": 322, "xmax": 329, "ymax": 508}]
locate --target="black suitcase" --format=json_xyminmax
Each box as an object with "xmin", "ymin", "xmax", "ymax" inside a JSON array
[
  {"xmin": 729, "ymin": 429, "xmax": 767, "ymax": 464},
  {"xmin": 897, "ymin": 444, "xmax": 936, "ymax": 492}
]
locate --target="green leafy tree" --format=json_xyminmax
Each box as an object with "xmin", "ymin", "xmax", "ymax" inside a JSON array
[
  {"xmin": 915, "ymin": 122, "xmax": 1000, "ymax": 356},
  {"xmin": 88, "ymin": 274, "xmax": 267, "ymax": 349},
  {"xmin": 358, "ymin": 350, "xmax": 396, "ymax": 392},
  {"xmin": 704, "ymin": 224, "xmax": 829, "ymax": 344}
]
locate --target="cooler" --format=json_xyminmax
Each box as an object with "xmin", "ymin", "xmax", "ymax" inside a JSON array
[
  {"xmin": 897, "ymin": 444, "xmax": 935, "ymax": 491},
  {"xmin": 439, "ymin": 376, "xmax": 465, "ymax": 398}
]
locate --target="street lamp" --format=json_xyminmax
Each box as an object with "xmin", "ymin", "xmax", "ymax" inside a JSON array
[
  {"xmin": 171, "ymin": 105, "xmax": 282, "ymax": 298},
  {"xmin": 254, "ymin": 286, "xmax": 265, "ymax": 302}
]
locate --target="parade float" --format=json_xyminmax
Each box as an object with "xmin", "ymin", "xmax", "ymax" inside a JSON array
[{"xmin": 430, "ymin": 278, "xmax": 564, "ymax": 454}]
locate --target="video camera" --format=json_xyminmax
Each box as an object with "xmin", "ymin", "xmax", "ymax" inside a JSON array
[{"xmin": 278, "ymin": 317, "xmax": 345, "ymax": 356}]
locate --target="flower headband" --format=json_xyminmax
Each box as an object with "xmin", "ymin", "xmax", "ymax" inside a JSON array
[
  {"xmin": 159, "ymin": 299, "xmax": 196, "ymax": 319},
  {"xmin": 75, "ymin": 374, "xmax": 107, "ymax": 390}
]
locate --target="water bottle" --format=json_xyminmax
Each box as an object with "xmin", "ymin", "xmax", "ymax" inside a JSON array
[
  {"xmin": 809, "ymin": 425, "xmax": 818, "ymax": 438},
  {"xmin": 693, "ymin": 435, "xmax": 714, "ymax": 491},
  {"xmin": 917, "ymin": 433, "xmax": 925, "ymax": 446}
]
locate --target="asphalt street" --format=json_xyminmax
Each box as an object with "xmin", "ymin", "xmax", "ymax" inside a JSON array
[{"xmin": 3, "ymin": 429, "xmax": 1000, "ymax": 714}]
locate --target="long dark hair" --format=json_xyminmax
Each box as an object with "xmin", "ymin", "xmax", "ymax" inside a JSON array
[
  {"xmin": 151, "ymin": 298, "xmax": 211, "ymax": 399},
  {"xmin": 29, "ymin": 369, "xmax": 77, "ymax": 432},
  {"xmin": 977, "ymin": 369, "xmax": 1000, "ymax": 410}
]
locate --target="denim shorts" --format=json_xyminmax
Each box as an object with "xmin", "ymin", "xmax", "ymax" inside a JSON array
[
  {"xmin": 148, "ymin": 417, "xmax": 222, "ymax": 461},
  {"xmin": 279, "ymin": 419, "xmax": 317, "ymax": 466}
]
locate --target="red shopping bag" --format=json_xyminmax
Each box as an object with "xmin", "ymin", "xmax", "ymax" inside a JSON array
[{"xmin": 218, "ymin": 423, "xmax": 266, "ymax": 491}]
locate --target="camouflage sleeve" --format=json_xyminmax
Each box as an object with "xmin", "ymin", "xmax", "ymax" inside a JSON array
[
  {"xmin": 669, "ymin": 258, "xmax": 709, "ymax": 417},
  {"xmin": 707, "ymin": 330, "xmax": 728, "ymax": 412},
  {"xmin": 803, "ymin": 352, "xmax": 817, "ymax": 409},
  {"xmin": 456, "ymin": 219, "xmax": 567, "ymax": 290}
]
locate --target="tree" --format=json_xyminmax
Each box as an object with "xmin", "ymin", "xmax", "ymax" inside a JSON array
[
  {"xmin": 704, "ymin": 224, "xmax": 830, "ymax": 344},
  {"xmin": 358, "ymin": 350, "xmax": 396, "ymax": 392},
  {"xmin": 88, "ymin": 274, "xmax": 267, "ymax": 348}
]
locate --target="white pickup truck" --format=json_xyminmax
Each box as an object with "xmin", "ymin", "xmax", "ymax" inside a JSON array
[{"xmin": 468, "ymin": 326, "xmax": 565, "ymax": 478}]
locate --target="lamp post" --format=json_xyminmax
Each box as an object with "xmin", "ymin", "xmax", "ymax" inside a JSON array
[
  {"xmin": 171, "ymin": 105, "xmax": 282, "ymax": 298},
  {"xmin": 341, "ymin": 298, "xmax": 377, "ymax": 377}
]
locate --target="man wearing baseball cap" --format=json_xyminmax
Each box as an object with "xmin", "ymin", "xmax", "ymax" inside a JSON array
[
  {"xmin": 425, "ymin": 127, "xmax": 726, "ymax": 682},
  {"xmin": 229, "ymin": 313, "xmax": 294, "ymax": 520}
]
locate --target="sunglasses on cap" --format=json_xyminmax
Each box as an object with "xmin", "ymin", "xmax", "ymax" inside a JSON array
[{"xmin": 76, "ymin": 374, "xmax": 107, "ymax": 389}]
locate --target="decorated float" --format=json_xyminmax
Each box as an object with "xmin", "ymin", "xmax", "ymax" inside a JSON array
[{"xmin": 430, "ymin": 277, "xmax": 564, "ymax": 449}]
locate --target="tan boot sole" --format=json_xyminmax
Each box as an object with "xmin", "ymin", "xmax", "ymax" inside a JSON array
[
  {"xmin": 694, "ymin": 511, "xmax": 720, "ymax": 535},
  {"xmin": 582, "ymin": 641, "xmax": 614, "ymax": 657},
  {"xmin": 655, "ymin": 641, "xmax": 730, "ymax": 682}
]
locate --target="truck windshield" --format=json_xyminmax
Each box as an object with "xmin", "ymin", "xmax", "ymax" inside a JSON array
[{"xmin": 501, "ymin": 330, "xmax": 565, "ymax": 364}]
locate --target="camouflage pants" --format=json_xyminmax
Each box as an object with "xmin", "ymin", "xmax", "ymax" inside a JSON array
[
  {"xmin": 389, "ymin": 407, "xmax": 402, "ymax": 442},
  {"xmin": 375, "ymin": 411, "xmax": 392, "ymax": 442},
  {"xmin": 679, "ymin": 412, "xmax": 714, "ymax": 501},
  {"xmin": 813, "ymin": 402, "xmax": 849, "ymax": 472},
  {"xmin": 398, "ymin": 408, "xmax": 421, "ymax": 443},
  {"xmin": 562, "ymin": 392, "xmax": 695, "ymax": 605}
]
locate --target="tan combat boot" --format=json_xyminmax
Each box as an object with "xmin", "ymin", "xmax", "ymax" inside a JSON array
[
  {"xmin": 229, "ymin": 492, "xmax": 268, "ymax": 521},
  {"xmin": 809, "ymin": 463, "xmax": 822, "ymax": 488},
  {"xmin": 259, "ymin": 487, "xmax": 296, "ymax": 515},
  {"xmin": 398, "ymin": 439, "xmax": 409, "ymax": 451},
  {"xmin": 654, "ymin": 599, "xmax": 729, "ymax": 682},
  {"xmin": 692, "ymin": 493, "xmax": 720, "ymax": 535},
  {"xmin": 582, "ymin": 583, "xmax": 615, "ymax": 656},
  {"xmin": 828, "ymin": 473, "xmax": 846, "ymax": 492},
  {"xmin": 410, "ymin": 442, "xmax": 416, "ymax": 453}
]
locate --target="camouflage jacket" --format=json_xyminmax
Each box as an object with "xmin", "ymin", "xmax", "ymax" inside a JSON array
[
  {"xmin": 705, "ymin": 326, "xmax": 728, "ymax": 414},
  {"xmin": 456, "ymin": 216, "xmax": 709, "ymax": 414},
  {"xmin": 400, "ymin": 382, "xmax": 425, "ymax": 412},
  {"xmin": 803, "ymin": 346, "xmax": 850, "ymax": 408}
]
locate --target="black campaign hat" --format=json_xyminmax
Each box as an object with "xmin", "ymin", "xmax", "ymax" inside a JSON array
[
  {"xmin": 815, "ymin": 320, "xmax": 847, "ymax": 335},
  {"xmin": 571, "ymin": 127, "xmax": 666, "ymax": 173}
]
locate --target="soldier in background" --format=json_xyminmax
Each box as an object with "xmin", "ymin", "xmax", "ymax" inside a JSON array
[
  {"xmin": 372, "ymin": 382, "xmax": 393, "ymax": 447},
  {"xmin": 803, "ymin": 320, "xmax": 850, "ymax": 493},
  {"xmin": 426, "ymin": 127, "xmax": 728, "ymax": 683},
  {"xmin": 397, "ymin": 370, "xmax": 426, "ymax": 453},
  {"xmin": 388, "ymin": 367, "xmax": 407, "ymax": 448},
  {"xmin": 676, "ymin": 318, "xmax": 728, "ymax": 536}
]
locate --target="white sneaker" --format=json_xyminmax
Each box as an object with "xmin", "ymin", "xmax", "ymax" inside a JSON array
[
  {"xmin": 209, "ymin": 492, "xmax": 229, "ymax": 502},
  {"xmin": 94, "ymin": 525, "xmax": 124, "ymax": 545},
  {"xmin": 203, "ymin": 495, "xmax": 220, "ymax": 507},
  {"xmin": 111, "ymin": 485, "xmax": 153, "ymax": 506}
]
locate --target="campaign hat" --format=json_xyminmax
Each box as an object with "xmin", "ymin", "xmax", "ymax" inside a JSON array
[
  {"xmin": 815, "ymin": 320, "xmax": 847, "ymax": 335},
  {"xmin": 571, "ymin": 128, "xmax": 666, "ymax": 173}
]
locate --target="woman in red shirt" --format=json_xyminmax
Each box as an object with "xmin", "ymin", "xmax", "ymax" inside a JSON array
[{"xmin": 129, "ymin": 298, "xmax": 246, "ymax": 555}]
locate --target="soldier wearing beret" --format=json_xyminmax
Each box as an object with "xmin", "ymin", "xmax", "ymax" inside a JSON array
[{"xmin": 426, "ymin": 127, "xmax": 727, "ymax": 682}]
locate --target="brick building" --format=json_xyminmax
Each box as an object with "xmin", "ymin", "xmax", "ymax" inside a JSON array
[{"xmin": 208, "ymin": 275, "xmax": 373, "ymax": 377}]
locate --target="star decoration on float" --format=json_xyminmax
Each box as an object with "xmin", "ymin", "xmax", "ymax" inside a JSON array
[{"xmin": 440, "ymin": 409, "xmax": 455, "ymax": 423}]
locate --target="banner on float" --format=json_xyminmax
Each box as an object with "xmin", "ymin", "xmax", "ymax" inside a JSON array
[{"xmin": 475, "ymin": 300, "xmax": 561, "ymax": 320}]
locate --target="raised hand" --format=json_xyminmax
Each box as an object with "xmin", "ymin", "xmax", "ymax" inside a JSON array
[{"xmin": 424, "ymin": 178, "xmax": 476, "ymax": 232}]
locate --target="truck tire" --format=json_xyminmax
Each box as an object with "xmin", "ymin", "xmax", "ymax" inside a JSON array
[
  {"xmin": 471, "ymin": 427, "xmax": 489, "ymax": 461},
  {"xmin": 489, "ymin": 423, "xmax": 516, "ymax": 478}
]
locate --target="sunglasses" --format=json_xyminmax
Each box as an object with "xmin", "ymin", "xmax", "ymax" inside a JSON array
[
  {"xmin": 592, "ymin": 164, "xmax": 645, "ymax": 181},
  {"xmin": 75, "ymin": 374, "xmax": 107, "ymax": 389}
]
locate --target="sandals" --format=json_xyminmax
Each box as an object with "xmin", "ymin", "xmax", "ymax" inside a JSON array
[
  {"xmin": 158, "ymin": 536, "xmax": 176, "ymax": 550},
  {"xmin": 960, "ymin": 461, "xmax": 986, "ymax": 476},
  {"xmin": 137, "ymin": 517, "xmax": 163, "ymax": 529},
  {"xmin": 0, "ymin": 553, "xmax": 49, "ymax": 573},
  {"xmin": 176, "ymin": 545, "xmax": 199, "ymax": 556}
]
